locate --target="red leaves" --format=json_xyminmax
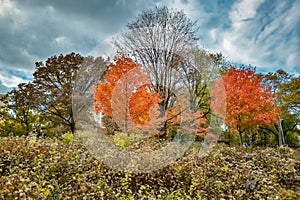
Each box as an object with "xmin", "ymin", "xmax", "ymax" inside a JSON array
[{"xmin": 211, "ymin": 67, "xmax": 280, "ymax": 134}]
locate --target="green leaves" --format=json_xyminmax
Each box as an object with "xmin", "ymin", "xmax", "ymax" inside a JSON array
[{"xmin": 260, "ymin": 70, "xmax": 300, "ymax": 146}]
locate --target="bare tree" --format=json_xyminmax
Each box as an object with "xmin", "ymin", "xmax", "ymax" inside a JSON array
[
  {"xmin": 114, "ymin": 6, "xmax": 225, "ymax": 137},
  {"xmin": 114, "ymin": 7, "xmax": 206, "ymax": 134},
  {"xmin": 115, "ymin": 6, "xmax": 199, "ymax": 107},
  {"xmin": 73, "ymin": 56, "xmax": 108, "ymax": 115}
]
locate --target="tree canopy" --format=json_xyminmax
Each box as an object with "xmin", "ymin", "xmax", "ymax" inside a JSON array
[
  {"xmin": 93, "ymin": 55, "xmax": 160, "ymax": 134},
  {"xmin": 210, "ymin": 67, "xmax": 281, "ymax": 145}
]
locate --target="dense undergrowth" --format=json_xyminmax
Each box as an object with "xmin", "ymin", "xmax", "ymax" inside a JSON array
[{"xmin": 0, "ymin": 135, "xmax": 299, "ymax": 199}]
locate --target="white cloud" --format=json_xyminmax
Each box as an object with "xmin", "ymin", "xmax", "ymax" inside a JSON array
[
  {"xmin": 0, "ymin": 0, "xmax": 27, "ymax": 30},
  {"xmin": 0, "ymin": 0, "xmax": 299, "ymax": 89},
  {"xmin": 229, "ymin": 0, "xmax": 264, "ymax": 28},
  {"xmin": 157, "ymin": 0, "xmax": 206, "ymax": 21},
  {"xmin": 219, "ymin": 0, "xmax": 265, "ymax": 63},
  {"xmin": 0, "ymin": 73, "xmax": 25, "ymax": 87},
  {"xmin": 0, "ymin": 0, "xmax": 19, "ymax": 17},
  {"xmin": 209, "ymin": 0, "xmax": 300, "ymax": 73},
  {"xmin": 209, "ymin": 28, "xmax": 219, "ymax": 43},
  {"xmin": 52, "ymin": 36, "xmax": 73, "ymax": 49}
]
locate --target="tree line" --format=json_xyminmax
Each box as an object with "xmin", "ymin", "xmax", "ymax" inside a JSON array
[{"xmin": 0, "ymin": 6, "xmax": 299, "ymax": 146}]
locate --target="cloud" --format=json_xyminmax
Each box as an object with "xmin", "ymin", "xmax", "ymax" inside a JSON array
[
  {"xmin": 0, "ymin": 0, "xmax": 156, "ymax": 87},
  {"xmin": 0, "ymin": 0, "xmax": 27, "ymax": 30},
  {"xmin": 206, "ymin": 0, "xmax": 300, "ymax": 74},
  {"xmin": 0, "ymin": 0, "xmax": 299, "ymax": 89},
  {"xmin": 229, "ymin": 0, "xmax": 264, "ymax": 27},
  {"xmin": 161, "ymin": 0, "xmax": 205, "ymax": 20},
  {"xmin": 0, "ymin": 80, "xmax": 12, "ymax": 94},
  {"xmin": 52, "ymin": 36, "xmax": 73, "ymax": 49},
  {"xmin": 0, "ymin": 73, "xmax": 25, "ymax": 88}
]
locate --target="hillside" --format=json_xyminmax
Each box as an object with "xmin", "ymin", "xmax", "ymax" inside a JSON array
[{"xmin": 0, "ymin": 135, "xmax": 299, "ymax": 199}]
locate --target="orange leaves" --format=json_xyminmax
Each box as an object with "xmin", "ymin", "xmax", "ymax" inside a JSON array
[
  {"xmin": 209, "ymin": 78, "xmax": 226, "ymax": 119},
  {"xmin": 92, "ymin": 55, "xmax": 161, "ymax": 128},
  {"xmin": 105, "ymin": 56, "xmax": 140, "ymax": 87},
  {"xmin": 93, "ymin": 55, "xmax": 140, "ymax": 116},
  {"xmin": 129, "ymin": 84, "xmax": 160, "ymax": 125},
  {"xmin": 93, "ymin": 55, "xmax": 210, "ymax": 136},
  {"xmin": 93, "ymin": 83, "xmax": 113, "ymax": 115},
  {"xmin": 211, "ymin": 67, "xmax": 280, "ymax": 134}
]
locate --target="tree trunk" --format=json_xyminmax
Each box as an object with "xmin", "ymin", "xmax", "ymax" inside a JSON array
[
  {"xmin": 158, "ymin": 102, "xmax": 167, "ymax": 137},
  {"xmin": 70, "ymin": 110, "xmax": 76, "ymax": 134},
  {"xmin": 278, "ymin": 117, "xmax": 285, "ymax": 146},
  {"xmin": 249, "ymin": 134, "xmax": 252, "ymax": 146},
  {"xmin": 70, "ymin": 122, "xmax": 75, "ymax": 134},
  {"xmin": 263, "ymin": 131, "xmax": 267, "ymax": 147},
  {"xmin": 239, "ymin": 132, "xmax": 243, "ymax": 146},
  {"xmin": 228, "ymin": 131, "xmax": 231, "ymax": 146}
]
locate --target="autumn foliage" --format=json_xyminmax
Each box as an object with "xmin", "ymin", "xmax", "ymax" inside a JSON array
[
  {"xmin": 210, "ymin": 67, "xmax": 280, "ymax": 143},
  {"xmin": 93, "ymin": 56, "xmax": 160, "ymax": 127},
  {"xmin": 129, "ymin": 84, "xmax": 161, "ymax": 125},
  {"xmin": 166, "ymin": 105, "xmax": 208, "ymax": 137}
]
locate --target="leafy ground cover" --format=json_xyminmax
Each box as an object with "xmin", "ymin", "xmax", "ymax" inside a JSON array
[{"xmin": 0, "ymin": 135, "xmax": 299, "ymax": 199}]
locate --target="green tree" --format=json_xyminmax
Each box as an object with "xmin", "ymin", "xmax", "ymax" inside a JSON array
[
  {"xmin": 0, "ymin": 83, "xmax": 39, "ymax": 136},
  {"xmin": 260, "ymin": 70, "xmax": 300, "ymax": 146}
]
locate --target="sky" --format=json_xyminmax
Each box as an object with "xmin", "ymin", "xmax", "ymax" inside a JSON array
[{"xmin": 0, "ymin": 0, "xmax": 299, "ymax": 93}]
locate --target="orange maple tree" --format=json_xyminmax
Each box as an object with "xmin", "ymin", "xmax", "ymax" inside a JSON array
[
  {"xmin": 92, "ymin": 55, "xmax": 160, "ymax": 132},
  {"xmin": 210, "ymin": 67, "xmax": 280, "ymax": 145}
]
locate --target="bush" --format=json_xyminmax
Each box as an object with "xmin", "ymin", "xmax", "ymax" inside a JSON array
[
  {"xmin": 101, "ymin": 116, "xmax": 120, "ymax": 135},
  {"xmin": 0, "ymin": 135, "xmax": 299, "ymax": 199},
  {"xmin": 62, "ymin": 132, "xmax": 73, "ymax": 146},
  {"xmin": 113, "ymin": 132, "xmax": 139, "ymax": 149}
]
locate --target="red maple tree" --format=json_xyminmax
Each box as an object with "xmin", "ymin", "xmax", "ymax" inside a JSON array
[{"xmin": 210, "ymin": 67, "xmax": 280, "ymax": 145}]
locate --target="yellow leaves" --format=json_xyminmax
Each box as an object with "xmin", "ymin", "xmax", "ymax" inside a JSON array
[
  {"xmin": 42, "ymin": 188, "xmax": 51, "ymax": 197},
  {"xmin": 0, "ymin": 135, "xmax": 299, "ymax": 199}
]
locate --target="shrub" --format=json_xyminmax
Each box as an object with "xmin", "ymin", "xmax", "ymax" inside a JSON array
[
  {"xmin": 62, "ymin": 132, "xmax": 73, "ymax": 146},
  {"xmin": 0, "ymin": 136, "xmax": 299, "ymax": 199}
]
